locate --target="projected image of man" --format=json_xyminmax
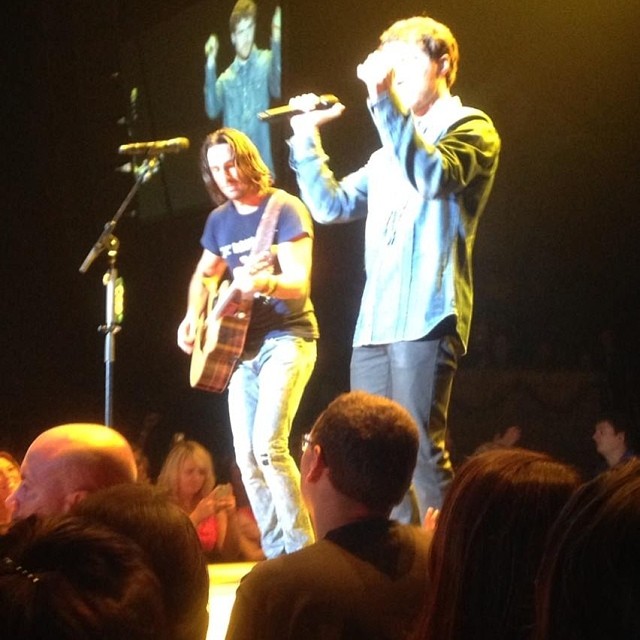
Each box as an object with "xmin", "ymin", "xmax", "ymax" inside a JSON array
[{"xmin": 204, "ymin": 1, "xmax": 281, "ymax": 175}]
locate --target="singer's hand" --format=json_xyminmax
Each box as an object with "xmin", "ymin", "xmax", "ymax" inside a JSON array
[
  {"xmin": 423, "ymin": 507, "xmax": 440, "ymax": 533},
  {"xmin": 204, "ymin": 34, "xmax": 219, "ymax": 61},
  {"xmin": 289, "ymin": 93, "xmax": 345, "ymax": 134},
  {"xmin": 356, "ymin": 49, "xmax": 394, "ymax": 99}
]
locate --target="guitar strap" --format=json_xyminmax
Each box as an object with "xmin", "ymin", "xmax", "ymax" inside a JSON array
[
  {"xmin": 240, "ymin": 188, "xmax": 285, "ymax": 312},
  {"xmin": 216, "ymin": 189, "xmax": 286, "ymax": 318},
  {"xmin": 249, "ymin": 188, "xmax": 286, "ymax": 257}
]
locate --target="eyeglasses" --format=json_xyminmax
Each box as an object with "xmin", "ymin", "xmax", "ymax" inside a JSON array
[{"xmin": 301, "ymin": 433, "xmax": 313, "ymax": 453}]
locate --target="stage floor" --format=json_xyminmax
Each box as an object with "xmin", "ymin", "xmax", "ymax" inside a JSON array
[{"xmin": 206, "ymin": 562, "xmax": 256, "ymax": 640}]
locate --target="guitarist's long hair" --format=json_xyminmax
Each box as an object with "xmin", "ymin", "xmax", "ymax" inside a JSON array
[{"xmin": 200, "ymin": 128, "xmax": 273, "ymax": 206}]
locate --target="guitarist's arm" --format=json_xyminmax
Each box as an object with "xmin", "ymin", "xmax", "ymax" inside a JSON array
[
  {"xmin": 233, "ymin": 235, "xmax": 313, "ymax": 300},
  {"xmin": 177, "ymin": 249, "xmax": 227, "ymax": 354}
]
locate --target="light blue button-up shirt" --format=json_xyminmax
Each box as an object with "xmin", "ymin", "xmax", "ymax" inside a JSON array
[{"xmin": 289, "ymin": 93, "xmax": 500, "ymax": 352}]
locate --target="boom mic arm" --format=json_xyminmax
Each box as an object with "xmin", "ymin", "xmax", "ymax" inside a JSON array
[{"xmin": 118, "ymin": 137, "xmax": 190, "ymax": 156}]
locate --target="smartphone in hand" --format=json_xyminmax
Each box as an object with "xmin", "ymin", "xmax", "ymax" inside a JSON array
[{"xmin": 213, "ymin": 483, "xmax": 232, "ymax": 498}]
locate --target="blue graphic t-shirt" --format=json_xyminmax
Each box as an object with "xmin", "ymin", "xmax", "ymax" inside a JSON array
[{"xmin": 200, "ymin": 190, "xmax": 318, "ymax": 351}]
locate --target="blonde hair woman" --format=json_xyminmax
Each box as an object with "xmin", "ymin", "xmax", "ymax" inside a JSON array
[
  {"xmin": 157, "ymin": 439, "xmax": 263, "ymax": 561},
  {"xmin": 0, "ymin": 451, "xmax": 21, "ymax": 534}
]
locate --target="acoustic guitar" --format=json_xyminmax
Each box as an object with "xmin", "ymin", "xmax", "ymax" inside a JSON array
[
  {"xmin": 190, "ymin": 254, "xmax": 273, "ymax": 393},
  {"xmin": 189, "ymin": 277, "xmax": 252, "ymax": 393},
  {"xmin": 189, "ymin": 189, "xmax": 284, "ymax": 393}
]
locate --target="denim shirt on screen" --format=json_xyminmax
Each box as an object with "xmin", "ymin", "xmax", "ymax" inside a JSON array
[{"xmin": 204, "ymin": 41, "xmax": 281, "ymax": 173}]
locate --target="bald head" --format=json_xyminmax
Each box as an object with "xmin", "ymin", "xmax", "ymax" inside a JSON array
[{"xmin": 7, "ymin": 423, "xmax": 137, "ymax": 520}]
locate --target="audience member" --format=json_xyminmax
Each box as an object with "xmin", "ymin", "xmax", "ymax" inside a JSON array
[
  {"xmin": 6, "ymin": 423, "xmax": 137, "ymax": 520},
  {"xmin": 157, "ymin": 439, "xmax": 264, "ymax": 561},
  {"xmin": 0, "ymin": 451, "xmax": 21, "ymax": 533},
  {"xmin": 416, "ymin": 448, "xmax": 581, "ymax": 640},
  {"xmin": 592, "ymin": 410, "xmax": 637, "ymax": 471},
  {"xmin": 75, "ymin": 483, "xmax": 210, "ymax": 640},
  {"xmin": 535, "ymin": 459, "xmax": 640, "ymax": 640},
  {"xmin": 0, "ymin": 514, "xmax": 168, "ymax": 639},
  {"xmin": 132, "ymin": 443, "xmax": 152, "ymax": 483},
  {"xmin": 474, "ymin": 424, "xmax": 523, "ymax": 454},
  {"xmin": 0, "ymin": 451, "xmax": 20, "ymax": 489},
  {"xmin": 226, "ymin": 390, "xmax": 430, "ymax": 640}
]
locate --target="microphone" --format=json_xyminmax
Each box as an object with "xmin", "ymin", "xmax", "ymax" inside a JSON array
[
  {"xmin": 257, "ymin": 94, "xmax": 340, "ymax": 121},
  {"xmin": 118, "ymin": 137, "xmax": 190, "ymax": 156}
]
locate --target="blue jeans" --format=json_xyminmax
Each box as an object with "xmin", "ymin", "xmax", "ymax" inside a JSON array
[
  {"xmin": 228, "ymin": 335, "xmax": 316, "ymax": 558},
  {"xmin": 350, "ymin": 334, "xmax": 460, "ymax": 522}
]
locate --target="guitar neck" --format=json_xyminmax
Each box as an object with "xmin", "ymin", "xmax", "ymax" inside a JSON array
[{"xmin": 212, "ymin": 280, "xmax": 242, "ymax": 321}]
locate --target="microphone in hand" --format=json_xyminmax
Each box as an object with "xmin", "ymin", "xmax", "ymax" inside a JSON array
[{"xmin": 258, "ymin": 94, "xmax": 340, "ymax": 122}]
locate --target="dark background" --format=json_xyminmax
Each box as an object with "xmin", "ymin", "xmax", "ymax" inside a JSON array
[{"xmin": 3, "ymin": 0, "xmax": 640, "ymax": 478}]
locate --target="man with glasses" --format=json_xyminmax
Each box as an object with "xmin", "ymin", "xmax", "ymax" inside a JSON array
[{"xmin": 225, "ymin": 390, "xmax": 430, "ymax": 639}]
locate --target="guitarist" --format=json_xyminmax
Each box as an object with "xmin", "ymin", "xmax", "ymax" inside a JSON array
[{"xmin": 177, "ymin": 128, "xmax": 318, "ymax": 559}]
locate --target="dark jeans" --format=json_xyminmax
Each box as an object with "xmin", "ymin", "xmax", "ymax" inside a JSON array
[{"xmin": 350, "ymin": 332, "xmax": 460, "ymax": 523}]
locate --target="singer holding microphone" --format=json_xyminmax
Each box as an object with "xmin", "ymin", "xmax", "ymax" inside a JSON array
[{"xmin": 287, "ymin": 16, "xmax": 501, "ymax": 523}]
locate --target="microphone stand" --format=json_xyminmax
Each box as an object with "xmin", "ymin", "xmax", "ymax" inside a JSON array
[{"xmin": 78, "ymin": 156, "xmax": 161, "ymax": 426}]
